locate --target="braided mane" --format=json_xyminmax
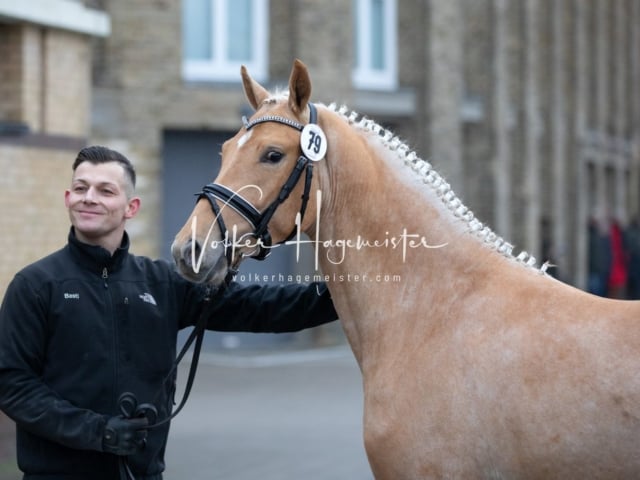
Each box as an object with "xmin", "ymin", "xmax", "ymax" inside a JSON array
[{"xmin": 325, "ymin": 102, "xmax": 548, "ymax": 274}]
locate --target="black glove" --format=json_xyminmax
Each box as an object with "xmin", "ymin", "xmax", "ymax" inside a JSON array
[{"xmin": 102, "ymin": 415, "xmax": 149, "ymax": 456}]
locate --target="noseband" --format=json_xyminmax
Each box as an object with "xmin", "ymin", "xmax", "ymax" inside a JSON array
[{"xmin": 196, "ymin": 103, "xmax": 322, "ymax": 265}]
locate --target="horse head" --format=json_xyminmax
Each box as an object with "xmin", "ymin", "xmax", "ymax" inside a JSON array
[{"xmin": 171, "ymin": 59, "xmax": 325, "ymax": 285}]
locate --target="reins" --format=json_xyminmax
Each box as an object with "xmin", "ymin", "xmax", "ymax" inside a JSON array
[
  {"xmin": 150, "ymin": 287, "xmax": 211, "ymax": 429},
  {"xmin": 116, "ymin": 287, "xmax": 212, "ymax": 480},
  {"xmin": 197, "ymin": 103, "xmax": 322, "ymax": 262}
]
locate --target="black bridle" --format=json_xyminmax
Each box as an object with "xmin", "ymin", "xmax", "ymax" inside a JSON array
[{"xmin": 197, "ymin": 103, "xmax": 320, "ymax": 264}]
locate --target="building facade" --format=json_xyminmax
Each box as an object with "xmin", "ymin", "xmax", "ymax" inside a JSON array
[
  {"xmin": 0, "ymin": 0, "xmax": 109, "ymax": 294},
  {"xmin": 87, "ymin": 0, "xmax": 640, "ymax": 291},
  {"xmin": 1, "ymin": 0, "xmax": 639, "ymax": 303}
]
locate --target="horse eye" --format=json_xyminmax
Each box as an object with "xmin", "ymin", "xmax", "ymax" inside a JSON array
[{"xmin": 262, "ymin": 151, "xmax": 284, "ymax": 164}]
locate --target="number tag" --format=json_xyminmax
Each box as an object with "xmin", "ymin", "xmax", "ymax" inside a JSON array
[{"xmin": 300, "ymin": 124, "xmax": 327, "ymax": 161}]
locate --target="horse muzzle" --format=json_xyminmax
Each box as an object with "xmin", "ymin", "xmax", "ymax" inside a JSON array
[{"xmin": 171, "ymin": 236, "xmax": 230, "ymax": 285}]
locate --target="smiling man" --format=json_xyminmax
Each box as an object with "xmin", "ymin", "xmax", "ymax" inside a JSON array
[
  {"xmin": 65, "ymin": 150, "xmax": 139, "ymax": 253},
  {"xmin": 0, "ymin": 145, "xmax": 337, "ymax": 480}
]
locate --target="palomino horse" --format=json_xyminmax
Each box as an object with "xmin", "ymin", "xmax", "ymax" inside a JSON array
[{"xmin": 172, "ymin": 59, "xmax": 640, "ymax": 479}]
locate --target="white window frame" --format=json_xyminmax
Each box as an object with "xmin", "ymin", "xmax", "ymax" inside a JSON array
[
  {"xmin": 352, "ymin": 0, "xmax": 398, "ymax": 91},
  {"xmin": 182, "ymin": 0, "xmax": 269, "ymax": 83}
]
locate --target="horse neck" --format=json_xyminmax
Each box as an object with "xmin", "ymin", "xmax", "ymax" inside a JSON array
[
  {"xmin": 312, "ymin": 111, "xmax": 484, "ymax": 280},
  {"xmin": 314, "ymin": 135, "xmax": 483, "ymax": 290},
  {"xmin": 308, "ymin": 110, "xmax": 528, "ymax": 365}
]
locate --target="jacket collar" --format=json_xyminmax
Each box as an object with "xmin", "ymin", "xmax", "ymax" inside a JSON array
[{"xmin": 67, "ymin": 227, "xmax": 130, "ymax": 275}]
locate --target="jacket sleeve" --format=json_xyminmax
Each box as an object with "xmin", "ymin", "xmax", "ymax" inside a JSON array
[
  {"xmin": 202, "ymin": 281, "xmax": 338, "ymax": 332},
  {"xmin": 0, "ymin": 274, "xmax": 106, "ymax": 451}
]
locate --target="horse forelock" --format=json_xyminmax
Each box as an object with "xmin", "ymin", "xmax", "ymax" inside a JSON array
[
  {"xmin": 238, "ymin": 92, "xmax": 292, "ymax": 148},
  {"xmin": 325, "ymin": 102, "xmax": 544, "ymax": 273},
  {"xmin": 263, "ymin": 89, "xmax": 288, "ymax": 105}
]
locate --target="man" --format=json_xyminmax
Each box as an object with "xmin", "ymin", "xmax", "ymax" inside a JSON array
[{"xmin": 0, "ymin": 146, "xmax": 337, "ymax": 480}]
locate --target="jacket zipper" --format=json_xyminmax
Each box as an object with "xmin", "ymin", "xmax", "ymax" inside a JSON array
[{"xmin": 103, "ymin": 267, "xmax": 119, "ymax": 409}]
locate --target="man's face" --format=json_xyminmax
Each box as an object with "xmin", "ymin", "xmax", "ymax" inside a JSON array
[{"xmin": 64, "ymin": 161, "xmax": 139, "ymax": 244}]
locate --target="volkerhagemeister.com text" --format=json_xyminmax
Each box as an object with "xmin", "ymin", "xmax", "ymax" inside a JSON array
[{"xmin": 232, "ymin": 272, "xmax": 402, "ymax": 284}]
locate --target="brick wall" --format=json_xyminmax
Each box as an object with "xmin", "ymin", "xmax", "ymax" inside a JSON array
[
  {"xmin": 1, "ymin": 0, "xmax": 111, "ymax": 282},
  {"xmin": 0, "ymin": 144, "xmax": 74, "ymax": 478},
  {"xmin": 19, "ymin": 26, "xmax": 44, "ymax": 132},
  {"xmin": 0, "ymin": 24, "xmax": 89, "ymax": 137},
  {"xmin": 0, "ymin": 16, "xmax": 94, "ymax": 295},
  {"xmin": 0, "ymin": 145, "xmax": 74, "ymax": 296},
  {"xmin": 43, "ymin": 30, "xmax": 91, "ymax": 137}
]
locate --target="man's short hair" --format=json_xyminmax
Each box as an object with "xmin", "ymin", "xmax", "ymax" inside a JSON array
[{"xmin": 73, "ymin": 146, "xmax": 137, "ymax": 195}]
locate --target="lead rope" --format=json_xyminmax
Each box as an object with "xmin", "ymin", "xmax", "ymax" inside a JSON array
[
  {"xmin": 148, "ymin": 286, "xmax": 212, "ymax": 429},
  {"xmin": 119, "ymin": 457, "xmax": 136, "ymax": 480},
  {"xmin": 117, "ymin": 287, "xmax": 212, "ymax": 480}
]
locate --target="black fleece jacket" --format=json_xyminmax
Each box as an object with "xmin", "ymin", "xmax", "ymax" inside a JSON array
[{"xmin": 0, "ymin": 229, "xmax": 337, "ymax": 479}]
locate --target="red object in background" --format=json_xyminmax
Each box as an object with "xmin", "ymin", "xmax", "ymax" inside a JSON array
[{"xmin": 608, "ymin": 221, "xmax": 628, "ymax": 294}]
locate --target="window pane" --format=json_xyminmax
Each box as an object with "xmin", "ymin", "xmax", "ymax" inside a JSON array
[
  {"xmin": 370, "ymin": 0, "xmax": 385, "ymax": 70},
  {"xmin": 227, "ymin": 0, "xmax": 253, "ymax": 61},
  {"xmin": 183, "ymin": 0, "xmax": 212, "ymax": 60},
  {"xmin": 352, "ymin": 0, "xmax": 397, "ymax": 90}
]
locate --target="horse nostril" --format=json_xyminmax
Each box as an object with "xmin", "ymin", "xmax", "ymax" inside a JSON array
[{"xmin": 181, "ymin": 240, "xmax": 202, "ymax": 268}]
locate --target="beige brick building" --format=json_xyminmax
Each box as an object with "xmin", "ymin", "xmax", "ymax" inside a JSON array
[
  {"xmin": 0, "ymin": 0, "xmax": 639, "ymax": 325},
  {"xmin": 0, "ymin": 1, "xmax": 639, "ymax": 305},
  {"xmin": 86, "ymin": 0, "xmax": 640, "ymax": 291},
  {"xmin": 0, "ymin": 0, "xmax": 109, "ymax": 294},
  {"xmin": 3, "ymin": 0, "xmax": 639, "ymax": 295}
]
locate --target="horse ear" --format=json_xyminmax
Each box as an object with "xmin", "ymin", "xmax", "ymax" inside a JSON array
[
  {"xmin": 288, "ymin": 59, "xmax": 312, "ymax": 115},
  {"xmin": 241, "ymin": 65, "xmax": 269, "ymax": 110}
]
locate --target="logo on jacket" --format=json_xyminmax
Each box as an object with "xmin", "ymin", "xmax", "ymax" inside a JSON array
[
  {"xmin": 139, "ymin": 292, "xmax": 157, "ymax": 306},
  {"xmin": 64, "ymin": 292, "xmax": 80, "ymax": 300}
]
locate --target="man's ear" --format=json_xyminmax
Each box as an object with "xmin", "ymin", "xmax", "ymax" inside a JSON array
[{"xmin": 125, "ymin": 197, "xmax": 141, "ymax": 219}]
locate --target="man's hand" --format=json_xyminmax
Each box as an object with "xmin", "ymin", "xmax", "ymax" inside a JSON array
[{"xmin": 102, "ymin": 415, "xmax": 149, "ymax": 456}]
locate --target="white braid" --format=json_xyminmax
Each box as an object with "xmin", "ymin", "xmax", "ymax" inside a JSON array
[{"xmin": 325, "ymin": 103, "xmax": 541, "ymax": 271}]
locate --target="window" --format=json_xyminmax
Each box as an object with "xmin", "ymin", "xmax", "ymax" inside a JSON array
[
  {"xmin": 182, "ymin": 0, "xmax": 269, "ymax": 82},
  {"xmin": 352, "ymin": 0, "xmax": 397, "ymax": 91}
]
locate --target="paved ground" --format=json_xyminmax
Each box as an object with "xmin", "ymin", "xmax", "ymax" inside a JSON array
[
  {"xmin": 0, "ymin": 345, "xmax": 372, "ymax": 480},
  {"xmin": 165, "ymin": 346, "xmax": 372, "ymax": 480},
  {"xmin": 0, "ymin": 415, "xmax": 17, "ymax": 480}
]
